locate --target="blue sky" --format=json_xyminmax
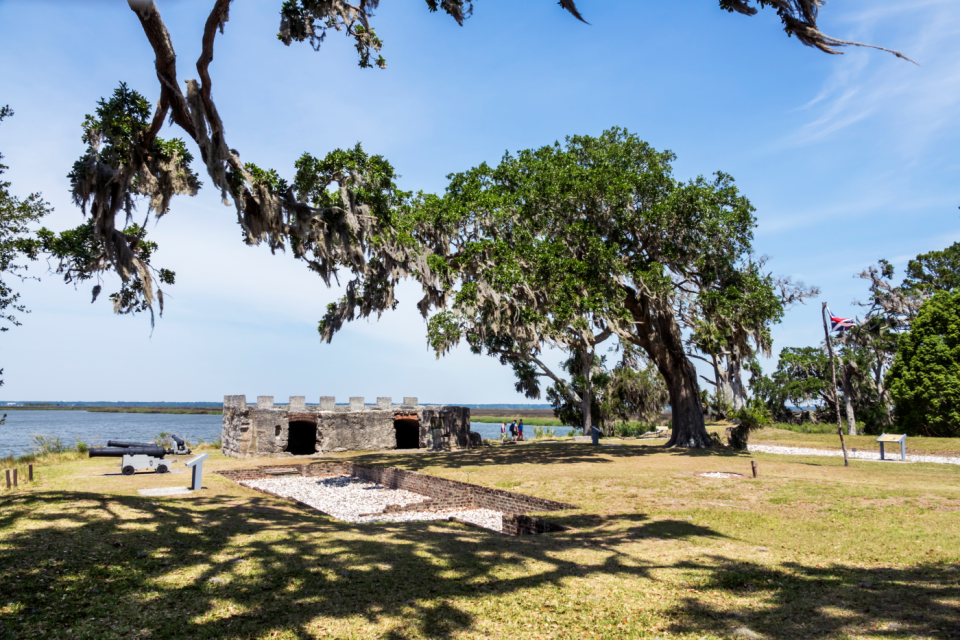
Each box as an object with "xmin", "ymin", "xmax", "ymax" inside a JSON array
[{"xmin": 0, "ymin": 0, "xmax": 957, "ymax": 403}]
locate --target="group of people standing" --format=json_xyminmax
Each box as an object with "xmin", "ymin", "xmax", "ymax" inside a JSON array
[{"xmin": 500, "ymin": 419, "xmax": 525, "ymax": 442}]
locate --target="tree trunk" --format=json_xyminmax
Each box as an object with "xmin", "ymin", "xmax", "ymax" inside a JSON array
[
  {"xmin": 842, "ymin": 361, "xmax": 857, "ymax": 436},
  {"xmin": 622, "ymin": 286, "xmax": 712, "ymax": 448},
  {"xmin": 662, "ymin": 356, "xmax": 711, "ymax": 447},
  {"xmin": 580, "ymin": 345, "xmax": 594, "ymax": 433},
  {"xmin": 727, "ymin": 354, "xmax": 746, "ymax": 411}
]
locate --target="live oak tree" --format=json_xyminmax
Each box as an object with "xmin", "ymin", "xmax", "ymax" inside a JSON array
[
  {"xmin": 332, "ymin": 129, "xmax": 759, "ymax": 447},
  {"xmin": 43, "ymin": 0, "xmax": 913, "ymax": 325}
]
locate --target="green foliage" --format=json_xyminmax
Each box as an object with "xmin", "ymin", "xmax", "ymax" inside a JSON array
[
  {"xmin": 245, "ymin": 163, "xmax": 289, "ymax": 194},
  {"xmin": 769, "ymin": 422, "xmax": 837, "ymax": 434},
  {"xmin": 36, "ymin": 221, "xmax": 174, "ymax": 316},
  {"xmin": 728, "ymin": 397, "xmax": 772, "ymax": 449},
  {"xmin": 74, "ymin": 439, "xmax": 89, "ymax": 455},
  {"xmin": 381, "ymin": 128, "xmax": 755, "ymax": 445},
  {"xmin": 600, "ymin": 349, "xmax": 669, "ymax": 427},
  {"xmin": 902, "ymin": 242, "xmax": 960, "ymax": 294},
  {"xmin": 531, "ymin": 425, "xmax": 558, "ymax": 439},
  {"xmin": 702, "ymin": 388, "xmax": 734, "ymax": 421},
  {"xmin": 886, "ymin": 290, "xmax": 960, "ymax": 437},
  {"xmin": 278, "ymin": 0, "xmax": 387, "ymax": 68},
  {"xmin": 612, "ymin": 422, "xmax": 659, "ymax": 437},
  {"xmin": 31, "ymin": 434, "xmax": 68, "ymax": 456},
  {"xmin": 750, "ymin": 346, "xmax": 833, "ymax": 421}
]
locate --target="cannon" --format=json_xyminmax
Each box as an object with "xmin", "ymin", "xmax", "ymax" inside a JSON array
[{"xmin": 89, "ymin": 435, "xmax": 192, "ymax": 476}]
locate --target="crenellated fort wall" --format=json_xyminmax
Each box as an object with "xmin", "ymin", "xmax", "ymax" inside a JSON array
[{"xmin": 221, "ymin": 395, "xmax": 474, "ymax": 459}]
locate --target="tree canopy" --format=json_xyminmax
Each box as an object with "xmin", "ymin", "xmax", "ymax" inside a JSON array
[
  {"xmin": 323, "ymin": 128, "xmax": 760, "ymax": 447},
  {"xmin": 886, "ymin": 290, "xmax": 960, "ymax": 437},
  {"xmin": 903, "ymin": 242, "xmax": 960, "ymax": 294},
  {"xmin": 40, "ymin": 0, "xmax": 912, "ymax": 325}
]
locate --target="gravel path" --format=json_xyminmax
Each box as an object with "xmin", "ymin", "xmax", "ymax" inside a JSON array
[
  {"xmin": 241, "ymin": 475, "xmax": 504, "ymax": 532},
  {"xmin": 747, "ymin": 444, "xmax": 960, "ymax": 466}
]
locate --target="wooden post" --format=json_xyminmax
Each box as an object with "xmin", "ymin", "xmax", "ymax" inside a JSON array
[
  {"xmin": 751, "ymin": 460, "xmax": 758, "ymax": 478},
  {"xmin": 4, "ymin": 469, "xmax": 9, "ymax": 489},
  {"xmin": 28, "ymin": 464, "xmax": 33, "ymax": 481},
  {"xmin": 822, "ymin": 303, "xmax": 850, "ymax": 467},
  {"xmin": 12, "ymin": 469, "xmax": 17, "ymax": 488}
]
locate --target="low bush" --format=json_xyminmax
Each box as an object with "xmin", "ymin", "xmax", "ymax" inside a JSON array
[
  {"xmin": 31, "ymin": 434, "xmax": 67, "ymax": 456},
  {"xmin": 532, "ymin": 425, "xmax": 558, "ymax": 439},
  {"xmin": 729, "ymin": 399, "xmax": 773, "ymax": 450}
]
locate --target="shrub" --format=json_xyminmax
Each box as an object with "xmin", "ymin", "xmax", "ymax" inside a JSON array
[
  {"xmin": 728, "ymin": 398, "xmax": 772, "ymax": 450},
  {"xmin": 31, "ymin": 434, "xmax": 67, "ymax": 456},
  {"xmin": 567, "ymin": 428, "xmax": 583, "ymax": 437},
  {"xmin": 154, "ymin": 432, "xmax": 173, "ymax": 448},
  {"xmin": 74, "ymin": 439, "xmax": 89, "ymax": 454},
  {"xmin": 532, "ymin": 425, "xmax": 558, "ymax": 439}
]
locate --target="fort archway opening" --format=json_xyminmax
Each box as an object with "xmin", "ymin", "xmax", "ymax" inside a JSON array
[
  {"xmin": 286, "ymin": 421, "xmax": 318, "ymax": 455},
  {"xmin": 394, "ymin": 417, "xmax": 420, "ymax": 450}
]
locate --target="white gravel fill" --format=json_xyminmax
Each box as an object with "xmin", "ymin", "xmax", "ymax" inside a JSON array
[
  {"xmin": 747, "ymin": 444, "xmax": 960, "ymax": 466},
  {"xmin": 241, "ymin": 475, "xmax": 503, "ymax": 532}
]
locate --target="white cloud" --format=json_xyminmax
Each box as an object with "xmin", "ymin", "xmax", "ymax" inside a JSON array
[{"xmin": 783, "ymin": 0, "xmax": 960, "ymax": 153}]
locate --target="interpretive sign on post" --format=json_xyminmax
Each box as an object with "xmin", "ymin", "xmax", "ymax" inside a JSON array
[
  {"xmin": 184, "ymin": 453, "xmax": 210, "ymax": 490},
  {"xmin": 876, "ymin": 433, "xmax": 907, "ymax": 461}
]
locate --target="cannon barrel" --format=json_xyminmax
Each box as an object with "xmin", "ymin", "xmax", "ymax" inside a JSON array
[
  {"xmin": 171, "ymin": 434, "xmax": 185, "ymax": 447},
  {"xmin": 107, "ymin": 440, "xmax": 156, "ymax": 449},
  {"xmin": 89, "ymin": 446, "xmax": 166, "ymax": 458}
]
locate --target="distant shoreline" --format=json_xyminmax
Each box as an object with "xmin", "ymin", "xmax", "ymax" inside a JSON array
[
  {"xmin": 0, "ymin": 405, "xmax": 672, "ymax": 421},
  {"xmin": 2, "ymin": 406, "xmax": 223, "ymax": 415}
]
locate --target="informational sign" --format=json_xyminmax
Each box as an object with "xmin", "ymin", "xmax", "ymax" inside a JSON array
[
  {"xmin": 876, "ymin": 434, "xmax": 907, "ymax": 461},
  {"xmin": 185, "ymin": 452, "xmax": 210, "ymax": 490}
]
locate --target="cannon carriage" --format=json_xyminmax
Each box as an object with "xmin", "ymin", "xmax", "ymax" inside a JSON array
[{"xmin": 89, "ymin": 435, "xmax": 191, "ymax": 475}]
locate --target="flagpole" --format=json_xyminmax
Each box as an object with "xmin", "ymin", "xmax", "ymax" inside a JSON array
[{"xmin": 822, "ymin": 302, "xmax": 850, "ymax": 467}]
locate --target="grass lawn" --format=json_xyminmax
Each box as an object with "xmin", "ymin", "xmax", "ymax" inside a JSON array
[{"xmin": 1, "ymin": 436, "xmax": 959, "ymax": 639}]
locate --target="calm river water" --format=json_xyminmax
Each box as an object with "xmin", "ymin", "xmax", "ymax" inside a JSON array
[{"xmin": 0, "ymin": 410, "xmax": 574, "ymax": 458}]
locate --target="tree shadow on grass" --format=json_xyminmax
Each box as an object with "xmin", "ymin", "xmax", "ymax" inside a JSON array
[
  {"xmin": 346, "ymin": 440, "xmax": 752, "ymax": 473},
  {"xmin": 0, "ymin": 490, "xmax": 956, "ymax": 639},
  {"xmin": 666, "ymin": 556, "xmax": 960, "ymax": 639}
]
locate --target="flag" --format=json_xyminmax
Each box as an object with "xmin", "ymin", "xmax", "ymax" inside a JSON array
[{"xmin": 827, "ymin": 307, "xmax": 856, "ymax": 333}]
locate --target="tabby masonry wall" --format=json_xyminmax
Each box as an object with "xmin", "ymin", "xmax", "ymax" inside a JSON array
[{"xmin": 216, "ymin": 462, "xmax": 576, "ymax": 535}]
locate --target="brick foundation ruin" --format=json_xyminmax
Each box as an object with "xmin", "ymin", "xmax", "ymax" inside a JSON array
[
  {"xmin": 217, "ymin": 462, "xmax": 577, "ymax": 535},
  {"xmin": 221, "ymin": 395, "xmax": 476, "ymax": 459}
]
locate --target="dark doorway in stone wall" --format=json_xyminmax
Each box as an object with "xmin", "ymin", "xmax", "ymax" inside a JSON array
[
  {"xmin": 394, "ymin": 418, "xmax": 420, "ymax": 449},
  {"xmin": 286, "ymin": 421, "xmax": 318, "ymax": 455}
]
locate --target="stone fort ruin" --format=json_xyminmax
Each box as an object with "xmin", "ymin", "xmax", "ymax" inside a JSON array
[{"xmin": 221, "ymin": 395, "xmax": 474, "ymax": 459}]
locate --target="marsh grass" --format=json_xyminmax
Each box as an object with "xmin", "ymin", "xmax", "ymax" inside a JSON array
[{"xmin": 0, "ymin": 436, "xmax": 958, "ymax": 638}]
